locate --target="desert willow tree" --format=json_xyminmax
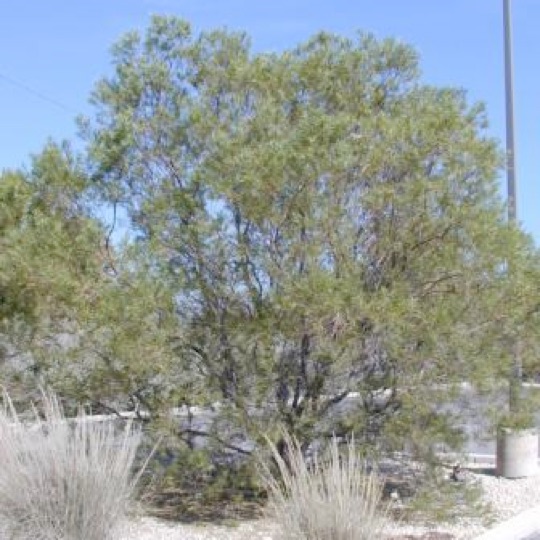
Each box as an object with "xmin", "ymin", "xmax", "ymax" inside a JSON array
[
  {"xmin": 0, "ymin": 143, "xmax": 108, "ymax": 403},
  {"xmin": 81, "ymin": 16, "xmax": 540, "ymax": 460},
  {"xmin": 0, "ymin": 142, "xmax": 180, "ymax": 415},
  {"xmin": 0, "ymin": 150, "xmax": 176, "ymax": 426}
]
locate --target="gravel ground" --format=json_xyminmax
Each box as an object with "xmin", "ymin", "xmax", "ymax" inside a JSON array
[
  {"xmin": 113, "ymin": 465, "xmax": 540, "ymax": 540},
  {"xmin": 118, "ymin": 517, "xmax": 280, "ymax": 540},
  {"xmin": 0, "ymin": 461, "xmax": 523, "ymax": 539}
]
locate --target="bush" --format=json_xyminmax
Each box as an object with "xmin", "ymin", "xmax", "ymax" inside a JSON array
[
  {"xmin": 0, "ymin": 390, "xmax": 147, "ymax": 540},
  {"xmin": 139, "ymin": 438, "xmax": 266, "ymax": 522},
  {"xmin": 259, "ymin": 431, "xmax": 390, "ymax": 540}
]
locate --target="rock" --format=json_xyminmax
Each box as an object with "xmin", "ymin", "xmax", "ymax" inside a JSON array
[{"xmin": 449, "ymin": 463, "xmax": 464, "ymax": 482}]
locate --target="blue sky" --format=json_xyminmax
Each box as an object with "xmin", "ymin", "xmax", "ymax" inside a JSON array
[{"xmin": 1, "ymin": 1, "xmax": 538, "ymax": 241}]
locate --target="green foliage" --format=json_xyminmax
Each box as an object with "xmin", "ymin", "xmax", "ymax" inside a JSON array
[
  {"xmin": 4, "ymin": 15, "xmax": 540, "ymax": 522},
  {"xmin": 0, "ymin": 143, "xmax": 102, "ymax": 325},
  {"xmin": 404, "ymin": 468, "xmax": 491, "ymax": 526},
  {"xmin": 0, "ymin": 143, "xmax": 106, "ymax": 403},
  {"xmin": 497, "ymin": 410, "xmax": 536, "ymax": 430},
  {"xmin": 39, "ymin": 241, "xmax": 183, "ymax": 414},
  {"xmin": 80, "ymin": 15, "xmax": 540, "ymax": 463},
  {"xmin": 141, "ymin": 438, "xmax": 265, "ymax": 522}
]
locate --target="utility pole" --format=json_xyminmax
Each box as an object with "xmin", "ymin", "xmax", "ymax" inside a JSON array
[
  {"xmin": 503, "ymin": 0, "xmax": 521, "ymax": 412},
  {"xmin": 504, "ymin": 0, "xmax": 517, "ymax": 223}
]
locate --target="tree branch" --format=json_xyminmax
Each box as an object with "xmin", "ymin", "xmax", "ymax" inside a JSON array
[{"xmin": 177, "ymin": 428, "xmax": 252, "ymax": 456}]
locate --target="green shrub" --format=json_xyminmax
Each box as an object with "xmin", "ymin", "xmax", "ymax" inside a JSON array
[{"xmin": 140, "ymin": 441, "xmax": 265, "ymax": 522}]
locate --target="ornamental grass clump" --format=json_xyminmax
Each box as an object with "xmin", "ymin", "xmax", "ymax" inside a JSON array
[
  {"xmin": 260, "ymin": 432, "xmax": 390, "ymax": 540},
  {"xmin": 0, "ymin": 391, "xmax": 147, "ymax": 540}
]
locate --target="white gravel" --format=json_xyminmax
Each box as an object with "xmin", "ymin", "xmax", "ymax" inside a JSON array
[
  {"xmin": 380, "ymin": 465, "xmax": 540, "ymax": 539},
  {"xmin": 117, "ymin": 517, "xmax": 280, "ymax": 540},
  {"xmin": 113, "ymin": 465, "xmax": 540, "ymax": 540}
]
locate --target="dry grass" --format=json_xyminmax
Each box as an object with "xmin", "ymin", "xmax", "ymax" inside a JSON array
[
  {"xmin": 0, "ymin": 390, "xmax": 147, "ymax": 540},
  {"xmin": 259, "ymin": 432, "xmax": 390, "ymax": 540}
]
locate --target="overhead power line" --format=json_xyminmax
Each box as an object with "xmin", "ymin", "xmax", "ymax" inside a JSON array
[{"xmin": 0, "ymin": 71, "xmax": 75, "ymax": 114}]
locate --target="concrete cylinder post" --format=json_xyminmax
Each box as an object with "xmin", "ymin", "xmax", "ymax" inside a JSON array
[{"xmin": 496, "ymin": 428, "xmax": 538, "ymax": 478}]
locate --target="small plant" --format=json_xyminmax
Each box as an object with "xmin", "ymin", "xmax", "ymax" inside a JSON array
[
  {"xmin": 497, "ymin": 410, "xmax": 535, "ymax": 431},
  {"xmin": 259, "ymin": 431, "xmax": 390, "ymax": 540},
  {"xmin": 140, "ymin": 439, "xmax": 266, "ymax": 522},
  {"xmin": 403, "ymin": 464, "xmax": 491, "ymax": 526},
  {"xmin": 0, "ymin": 390, "xmax": 149, "ymax": 540}
]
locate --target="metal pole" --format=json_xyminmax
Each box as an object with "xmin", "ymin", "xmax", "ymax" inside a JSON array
[
  {"xmin": 503, "ymin": 0, "xmax": 521, "ymax": 413},
  {"xmin": 504, "ymin": 0, "xmax": 517, "ymax": 222}
]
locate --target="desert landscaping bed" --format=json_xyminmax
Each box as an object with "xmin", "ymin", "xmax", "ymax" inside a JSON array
[{"xmin": 113, "ymin": 464, "xmax": 540, "ymax": 540}]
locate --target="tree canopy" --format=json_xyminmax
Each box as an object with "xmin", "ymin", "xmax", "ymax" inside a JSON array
[{"xmin": 75, "ymin": 15, "xmax": 540, "ymax": 457}]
